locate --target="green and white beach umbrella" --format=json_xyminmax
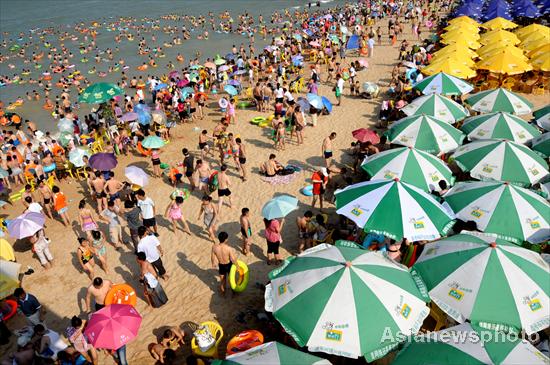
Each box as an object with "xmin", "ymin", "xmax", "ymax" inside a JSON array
[
  {"xmin": 413, "ymin": 72, "xmax": 474, "ymax": 96},
  {"xmin": 212, "ymin": 341, "xmax": 332, "ymax": 365},
  {"xmin": 443, "ymin": 181, "xmax": 550, "ymax": 243},
  {"xmin": 78, "ymin": 82, "xmax": 124, "ymax": 104},
  {"xmin": 401, "ymin": 94, "xmax": 470, "ymax": 123},
  {"xmin": 393, "ymin": 323, "xmax": 550, "ymax": 365},
  {"xmin": 264, "ymin": 244, "xmax": 430, "ymax": 361},
  {"xmin": 452, "ymin": 139, "xmax": 549, "ymax": 186},
  {"xmin": 461, "ymin": 112, "xmax": 541, "ymax": 143},
  {"xmin": 361, "ymin": 147, "xmax": 455, "ymax": 192},
  {"xmin": 532, "ymin": 132, "xmax": 550, "ymax": 158},
  {"xmin": 335, "ymin": 179, "xmax": 455, "ymax": 241},
  {"xmin": 534, "ymin": 104, "xmax": 550, "ymax": 131},
  {"xmin": 465, "ymin": 88, "xmax": 533, "ymax": 115},
  {"xmin": 412, "ymin": 233, "xmax": 550, "ymax": 334},
  {"xmin": 385, "ymin": 114, "xmax": 466, "ymax": 155}
]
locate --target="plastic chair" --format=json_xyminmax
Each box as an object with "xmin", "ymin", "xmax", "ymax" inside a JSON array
[
  {"xmin": 501, "ymin": 78, "xmax": 515, "ymax": 91},
  {"xmin": 75, "ymin": 167, "xmax": 88, "ymax": 180},
  {"xmin": 24, "ymin": 175, "xmax": 36, "ymax": 190},
  {"xmin": 191, "ymin": 321, "xmax": 224, "ymax": 359},
  {"xmin": 45, "ymin": 175, "xmax": 55, "ymax": 189},
  {"xmin": 533, "ymin": 84, "xmax": 546, "ymax": 95},
  {"xmin": 421, "ymin": 302, "xmax": 447, "ymax": 332},
  {"xmin": 91, "ymin": 141, "xmax": 103, "ymax": 153}
]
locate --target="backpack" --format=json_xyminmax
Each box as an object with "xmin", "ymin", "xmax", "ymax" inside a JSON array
[{"xmin": 208, "ymin": 171, "xmax": 219, "ymax": 193}]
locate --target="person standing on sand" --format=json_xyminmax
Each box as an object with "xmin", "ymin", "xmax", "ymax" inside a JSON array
[
  {"xmin": 335, "ymin": 74, "xmax": 344, "ymax": 106},
  {"xmin": 103, "ymin": 171, "xmax": 124, "ymax": 208},
  {"xmin": 137, "ymin": 252, "xmax": 168, "ymax": 308},
  {"xmin": 297, "ymin": 211, "xmax": 314, "ymax": 253},
  {"xmin": 28, "ymin": 229, "xmax": 53, "ymax": 269},
  {"xmin": 311, "ymin": 168, "xmax": 329, "ymax": 211},
  {"xmin": 196, "ymin": 159, "xmax": 212, "ymax": 195},
  {"xmin": 236, "ymin": 138, "xmax": 248, "ymax": 181},
  {"xmin": 240, "ymin": 208, "xmax": 252, "ymax": 255},
  {"xmin": 164, "ymin": 196, "xmax": 192, "ymax": 235},
  {"xmin": 181, "ymin": 148, "xmax": 195, "ymax": 191},
  {"xmin": 198, "ymin": 195, "xmax": 218, "ymax": 242},
  {"xmin": 52, "ymin": 185, "xmax": 70, "ymax": 227},
  {"xmin": 264, "ymin": 218, "xmax": 283, "ymax": 265},
  {"xmin": 85, "ymin": 277, "xmax": 112, "ymax": 312},
  {"xmin": 136, "ymin": 189, "xmax": 158, "ymax": 236},
  {"xmin": 37, "ymin": 179, "xmax": 54, "ymax": 219},
  {"xmin": 322, "ymin": 132, "xmax": 336, "ymax": 167},
  {"xmin": 123, "ymin": 199, "xmax": 142, "ymax": 251},
  {"xmin": 91, "ymin": 171, "xmax": 108, "ymax": 214},
  {"xmin": 217, "ymin": 164, "xmax": 232, "ymax": 212},
  {"xmin": 211, "ymin": 231, "xmax": 237, "ymax": 296},
  {"xmin": 137, "ymin": 226, "xmax": 169, "ymax": 280}
]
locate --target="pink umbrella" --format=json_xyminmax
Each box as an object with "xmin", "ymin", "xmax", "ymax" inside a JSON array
[
  {"xmin": 168, "ymin": 70, "xmax": 180, "ymax": 79},
  {"xmin": 177, "ymin": 79, "xmax": 189, "ymax": 87},
  {"xmin": 358, "ymin": 58, "xmax": 369, "ymax": 67},
  {"xmin": 352, "ymin": 128, "xmax": 380, "ymax": 144},
  {"xmin": 204, "ymin": 62, "xmax": 216, "ymax": 69},
  {"xmin": 84, "ymin": 304, "xmax": 142, "ymax": 350},
  {"xmin": 309, "ymin": 41, "xmax": 321, "ymax": 48}
]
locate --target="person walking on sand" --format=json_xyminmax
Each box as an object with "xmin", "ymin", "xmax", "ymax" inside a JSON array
[
  {"xmin": 85, "ymin": 277, "xmax": 112, "ymax": 312},
  {"xmin": 322, "ymin": 132, "xmax": 336, "ymax": 167},
  {"xmin": 91, "ymin": 171, "xmax": 108, "ymax": 214},
  {"xmin": 101, "ymin": 200, "xmax": 125, "ymax": 249},
  {"xmin": 181, "ymin": 148, "xmax": 195, "ymax": 191},
  {"xmin": 198, "ymin": 195, "xmax": 218, "ymax": 242},
  {"xmin": 78, "ymin": 199, "xmax": 99, "ymax": 240},
  {"xmin": 335, "ymin": 74, "xmax": 344, "ymax": 106},
  {"xmin": 312, "ymin": 168, "xmax": 329, "ymax": 211},
  {"xmin": 164, "ymin": 196, "xmax": 191, "ymax": 235},
  {"xmin": 103, "ymin": 171, "xmax": 124, "ymax": 208},
  {"xmin": 52, "ymin": 185, "xmax": 70, "ymax": 227},
  {"xmin": 217, "ymin": 164, "xmax": 232, "ymax": 212},
  {"xmin": 136, "ymin": 189, "xmax": 158, "ymax": 236},
  {"xmin": 211, "ymin": 231, "xmax": 237, "ymax": 296},
  {"xmin": 236, "ymin": 138, "xmax": 248, "ymax": 181},
  {"xmin": 37, "ymin": 179, "xmax": 54, "ymax": 219},
  {"xmin": 137, "ymin": 226, "xmax": 169, "ymax": 280},
  {"xmin": 196, "ymin": 159, "xmax": 212, "ymax": 195},
  {"xmin": 137, "ymin": 252, "xmax": 168, "ymax": 308},
  {"xmin": 240, "ymin": 208, "xmax": 252, "ymax": 255}
]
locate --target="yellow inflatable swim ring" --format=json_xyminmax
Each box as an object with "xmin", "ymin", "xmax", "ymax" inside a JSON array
[{"xmin": 229, "ymin": 260, "xmax": 249, "ymax": 293}]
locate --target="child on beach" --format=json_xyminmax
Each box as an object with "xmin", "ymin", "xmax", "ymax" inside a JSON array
[
  {"xmin": 52, "ymin": 185, "xmax": 70, "ymax": 226},
  {"xmin": 151, "ymin": 148, "xmax": 162, "ymax": 177},
  {"xmin": 275, "ymin": 122, "xmax": 286, "ymax": 151},
  {"xmin": 164, "ymin": 196, "xmax": 191, "ymax": 235},
  {"xmin": 240, "ymin": 208, "xmax": 252, "ymax": 255}
]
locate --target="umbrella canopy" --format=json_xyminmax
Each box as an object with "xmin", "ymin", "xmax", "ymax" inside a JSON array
[
  {"xmin": 214, "ymin": 58, "xmax": 226, "ymax": 66},
  {"xmin": 441, "ymin": 37, "xmax": 482, "ymax": 49},
  {"xmin": 212, "ymin": 341, "xmax": 332, "ymax": 365},
  {"xmin": 8, "ymin": 212, "xmax": 45, "ymax": 239},
  {"xmin": 443, "ymin": 181, "xmax": 550, "ymax": 243},
  {"xmin": 441, "ymin": 31, "xmax": 481, "ymax": 41},
  {"xmin": 153, "ymin": 83, "xmax": 168, "ymax": 91},
  {"xmin": 421, "ymin": 59, "xmax": 476, "ymax": 79},
  {"xmin": 58, "ymin": 132, "xmax": 74, "ymax": 147},
  {"xmin": 321, "ymin": 96, "xmax": 332, "ymax": 113},
  {"xmin": 88, "ymin": 152, "xmax": 117, "ymax": 171},
  {"xmin": 335, "ymin": 179, "xmax": 455, "ymax": 241},
  {"xmin": 482, "ymin": 17, "xmax": 518, "ymax": 30},
  {"xmin": 296, "ymin": 97, "xmax": 310, "ymax": 114},
  {"xmin": 68, "ymin": 147, "xmax": 91, "ymax": 168},
  {"xmin": 432, "ymin": 44, "xmax": 478, "ymax": 59},
  {"xmin": 449, "ymin": 16, "xmax": 480, "ymax": 26},
  {"xmin": 535, "ymin": 105, "xmax": 550, "ymax": 131},
  {"xmin": 531, "ymin": 53, "xmax": 550, "ymax": 72},
  {"xmin": 78, "ymin": 83, "xmax": 124, "ymax": 104},
  {"xmin": 306, "ymin": 93, "xmax": 323, "ymax": 110},
  {"xmin": 224, "ymin": 85, "xmax": 238, "ymax": 96},
  {"xmin": 476, "ymin": 49, "xmax": 533, "ymax": 75},
  {"xmin": 141, "ymin": 135, "xmax": 166, "ymax": 149},
  {"xmin": 465, "ymin": 88, "xmax": 533, "ymax": 115},
  {"xmin": 532, "ymin": 133, "xmax": 550, "ymax": 158},
  {"xmin": 477, "ymin": 44, "xmax": 525, "ymax": 60},
  {"xmin": 461, "ymin": 112, "xmax": 541, "ymax": 143},
  {"xmin": 136, "ymin": 111, "xmax": 151, "ymax": 125},
  {"xmin": 413, "ymin": 72, "xmax": 473, "ymax": 95},
  {"xmin": 0, "ymin": 259, "xmax": 21, "ymax": 299},
  {"xmin": 265, "ymin": 244, "xmax": 430, "ymax": 360},
  {"xmin": 84, "ymin": 304, "xmax": 142, "ymax": 350},
  {"xmin": 352, "ymin": 128, "xmax": 379, "ymax": 144},
  {"xmin": 124, "ymin": 166, "xmax": 149, "ymax": 187},
  {"xmin": 119, "ymin": 112, "xmax": 138, "ymax": 122},
  {"xmin": 479, "ymin": 29, "xmax": 520, "ymax": 45},
  {"xmin": 452, "ymin": 139, "xmax": 549, "ymax": 186},
  {"xmin": 176, "ymin": 79, "xmax": 189, "ymax": 87},
  {"xmin": 401, "ymin": 94, "xmax": 470, "ymax": 123},
  {"xmin": 516, "ymin": 24, "xmax": 550, "ymax": 40},
  {"xmin": 431, "ymin": 53, "xmax": 477, "ymax": 68},
  {"xmin": 262, "ymin": 195, "xmax": 298, "ymax": 220},
  {"xmin": 361, "ymin": 147, "xmax": 455, "ymax": 192},
  {"xmin": 57, "ymin": 118, "xmax": 74, "ymax": 133},
  {"xmin": 412, "ymin": 233, "xmax": 549, "ymax": 334},
  {"xmin": 385, "ymin": 114, "xmax": 465, "ymax": 155},
  {"xmin": 519, "ymin": 32, "xmax": 550, "ymax": 51},
  {"xmin": 393, "ymin": 322, "xmax": 550, "ymax": 365},
  {"xmin": 0, "ymin": 239, "xmax": 15, "ymax": 261}
]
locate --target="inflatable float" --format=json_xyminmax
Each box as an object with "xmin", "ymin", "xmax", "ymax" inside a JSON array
[
  {"xmin": 226, "ymin": 330, "xmax": 264, "ymax": 355},
  {"xmin": 104, "ymin": 283, "xmax": 137, "ymax": 306},
  {"xmin": 250, "ymin": 116, "xmax": 266, "ymax": 125},
  {"xmin": 229, "ymin": 260, "xmax": 249, "ymax": 293},
  {"xmin": 1, "ymin": 299, "xmax": 17, "ymax": 321}
]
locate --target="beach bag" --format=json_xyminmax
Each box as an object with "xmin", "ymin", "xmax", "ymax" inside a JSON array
[
  {"xmin": 208, "ymin": 171, "xmax": 219, "ymax": 193},
  {"xmin": 193, "ymin": 326, "xmax": 215, "ymax": 352}
]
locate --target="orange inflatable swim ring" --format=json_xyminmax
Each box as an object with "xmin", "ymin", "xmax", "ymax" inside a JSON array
[
  {"xmin": 226, "ymin": 330, "xmax": 264, "ymax": 355},
  {"xmin": 137, "ymin": 142, "xmax": 152, "ymax": 156},
  {"xmin": 105, "ymin": 283, "xmax": 137, "ymax": 306},
  {"xmin": 137, "ymin": 64, "xmax": 148, "ymax": 71},
  {"xmin": 2, "ymin": 299, "xmax": 18, "ymax": 321}
]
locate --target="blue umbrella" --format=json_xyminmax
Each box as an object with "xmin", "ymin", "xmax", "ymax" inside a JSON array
[
  {"xmin": 321, "ymin": 96, "xmax": 332, "ymax": 113},
  {"xmin": 224, "ymin": 85, "xmax": 238, "ymax": 96},
  {"xmin": 292, "ymin": 33, "xmax": 302, "ymax": 41},
  {"xmin": 306, "ymin": 93, "xmax": 323, "ymax": 109},
  {"xmin": 181, "ymin": 87, "xmax": 194, "ymax": 98},
  {"xmin": 225, "ymin": 53, "xmax": 236, "ymax": 61},
  {"xmin": 153, "ymin": 83, "xmax": 168, "ymax": 91},
  {"xmin": 296, "ymin": 97, "xmax": 310, "ymax": 114},
  {"xmin": 134, "ymin": 103, "xmax": 150, "ymax": 114},
  {"xmin": 261, "ymin": 195, "xmax": 299, "ymax": 220},
  {"xmin": 137, "ymin": 111, "xmax": 151, "ymax": 125}
]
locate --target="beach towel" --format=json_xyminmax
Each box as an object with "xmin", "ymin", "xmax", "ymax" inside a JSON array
[{"xmin": 262, "ymin": 172, "xmax": 299, "ymax": 185}]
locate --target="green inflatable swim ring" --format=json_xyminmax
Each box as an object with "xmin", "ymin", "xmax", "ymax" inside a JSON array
[{"xmin": 250, "ymin": 116, "xmax": 266, "ymax": 125}]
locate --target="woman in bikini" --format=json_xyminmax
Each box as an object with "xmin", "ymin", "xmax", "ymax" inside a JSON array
[
  {"xmin": 77, "ymin": 237, "xmax": 96, "ymax": 280},
  {"xmin": 90, "ymin": 230, "xmax": 109, "ymax": 273},
  {"xmin": 77, "ymin": 199, "xmax": 99, "ymax": 239}
]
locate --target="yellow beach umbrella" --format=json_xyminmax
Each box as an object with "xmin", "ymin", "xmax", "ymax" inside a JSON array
[
  {"xmin": 422, "ymin": 58, "xmax": 477, "ymax": 78},
  {"xmin": 449, "ymin": 16, "xmax": 480, "ymax": 26},
  {"xmin": 476, "ymin": 49, "xmax": 533, "ymax": 75},
  {"xmin": 515, "ymin": 24, "xmax": 550, "ymax": 40},
  {"xmin": 531, "ymin": 54, "xmax": 550, "ymax": 72},
  {"xmin": 519, "ymin": 33, "xmax": 550, "ymax": 51},
  {"xmin": 444, "ymin": 23, "xmax": 479, "ymax": 33},
  {"xmin": 481, "ymin": 17, "xmax": 518, "ymax": 30},
  {"xmin": 433, "ymin": 44, "xmax": 478, "ymax": 59},
  {"xmin": 477, "ymin": 45, "xmax": 526, "ymax": 60},
  {"xmin": 0, "ymin": 259, "xmax": 21, "ymax": 299},
  {"xmin": 0, "ymin": 239, "xmax": 15, "ymax": 261},
  {"xmin": 431, "ymin": 54, "xmax": 477, "ymax": 68},
  {"xmin": 441, "ymin": 31, "xmax": 480, "ymax": 41},
  {"xmin": 480, "ymin": 30, "xmax": 520, "ymax": 46},
  {"xmin": 441, "ymin": 37, "xmax": 482, "ymax": 49},
  {"xmin": 528, "ymin": 44, "xmax": 550, "ymax": 59}
]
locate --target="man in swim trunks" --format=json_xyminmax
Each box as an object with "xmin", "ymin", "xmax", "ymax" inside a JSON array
[
  {"xmin": 211, "ymin": 231, "xmax": 236, "ymax": 296},
  {"xmin": 85, "ymin": 277, "xmax": 112, "ymax": 312},
  {"xmin": 181, "ymin": 148, "xmax": 195, "ymax": 191},
  {"xmin": 91, "ymin": 171, "xmax": 108, "ymax": 213},
  {"xmin": 253, "ymin": 82, "xmax": 263, "ymax": 111},
  {"xmin": 236, "ymin": 138, "xmax": 247, "ymax": 181},
  {"xmin": 240, "ymin": 208, "xmax": 252, "ymax": 255},
  {"xmin": 217, "ymin": 164, "xmax": 232, "ymax": 213},
  {"xmin": 297, "ymin": 210, "xmax": 314, "ymax": 252},
  {"xmin": 322, "ymin": 132, "xmax": 337, "ymax": 168},
  {"xmin": 196, "ymin": 159, "xmax": 212, "ymax": 195},
  {"xmin": 104, "ymin": 171, "xmax": 124, "ymax": 208}
]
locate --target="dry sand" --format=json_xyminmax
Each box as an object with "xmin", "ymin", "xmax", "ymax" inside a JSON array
[{"xmin": 2, "ymin": 17, "xmax": 548, "ymax": 365}]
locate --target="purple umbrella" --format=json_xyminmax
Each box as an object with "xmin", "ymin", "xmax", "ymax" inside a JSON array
[
  {"xmin": 120, "ymin": 112, "xmax": 138, "ymax": 122},
  {"xmin": 168, "ymin": 70, "xmax": 180, "ymax": 79},
  {"xmin": 8, "ymin": 212, "xmax": 45, "ymax": 239},
  {"xmin": 177, "ymin": 79, "xmax": 189, "ymax": 87},
  {"xmin": 228, "ymin": 79, "xmax": 241, "ymax": 86},
  {"xmin": 89, "ymin": 153, "xmax": 118, "ymax": 171}
]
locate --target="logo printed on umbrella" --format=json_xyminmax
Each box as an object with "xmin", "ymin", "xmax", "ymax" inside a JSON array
[
  {"xmin": 400, "ymin": 304, "xmax": 411, "ymax": 319},
  {"xmin": 470, "ymin": 206, "xmax": 485, "ymax": 218},
  {"xmin": 527, "ymin": 299, "xmax": 542, "ymax": 312},
  {"xmin": 476, "ymin": 129, "xmax": 488, "ymax": 137},
  {"xmin": 429, "ymin": 173, "xmax": 440, "ymax": 182},
  {"xmin": 438, "ymin": 134, "xmax": 449, "ymax": 143},
  {"xmin": 351, "ymin": 207, "xmax": 363, "ymax": 216},
  {"xmin": 526, "ymin": 218, "xmax": 541, "ymax": 229},
  {"xmin": 277, "ymin": 281, "xmax": 292, "ymax": 296},
  {"xmin": 383, "ymin": 170, "xmax": 397, "ymax": 179},
  {"xmin": 447, "ymin": 281, "xmax": 470, "ymax": 301},
  {"xmin": 322, "ymin": 322, "xmax": 346, "ymax": 342},
  {"xmin": 410, "ymin": 218, "xmax": 425, "ymax": 229},
  {"xmin": 424, "ymin": 246, "xmax": 438, "ymax": 256},
  {"xmin": 528, "ymin": 166, "xmax": 540, "ymax": 176},
  {"xmin": 481, "ymin": 164, "xmax": 497, "ymax": 173},
  {"xmin": 515, "ymin": 131, "xmax": 526, "ymax": 139}
]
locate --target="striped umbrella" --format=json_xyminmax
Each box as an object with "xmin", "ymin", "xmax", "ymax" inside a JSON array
[
  {"xmin": 465, "ymin": 88, "xmax": 533, "ymax": 115},
  {"xmin": 335, "ymin": 179, "xmax": 455, "ymax": 241},
  {"xmin": 393, "ymin": 323, "xmax": 549, "ymax": 365},
  {"xmin": 265, "ymin": 244, "xmax": 430, "ymax": 361},
  {"xmin": 443, "ymin": 181, "xmax": 550, "ymax": 243},
  {"xmin": 385, "ymin": 114, "xmax": 466, "ymax": 155},
  {"xmin": 413, "ymin": 72, "xmax": 474, "ymax": 95},
  {"xmin": 451, "ymin": 139, "xmax": 549, "ymax": 186},
  {"xmin": 412, "ymin": 233, "xmax": 549, "ymax": 334},
  {"xmin": 460, "ymin": 112, "xmax": 541, "ymax": 143},
  {"xmin": 401, "ymin": 94, "xmax": 470, "ymax": 123},
  {"xmin": 534, "ymin": 104, "xmax": 550, "ymax": 131},
  {"xmin": 361, "ymin": 147, "xmax": 455, "ymax": 192},
  {"xmin": 531, "ymin": 133, "xmax": 550, "ymax": 158}
]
